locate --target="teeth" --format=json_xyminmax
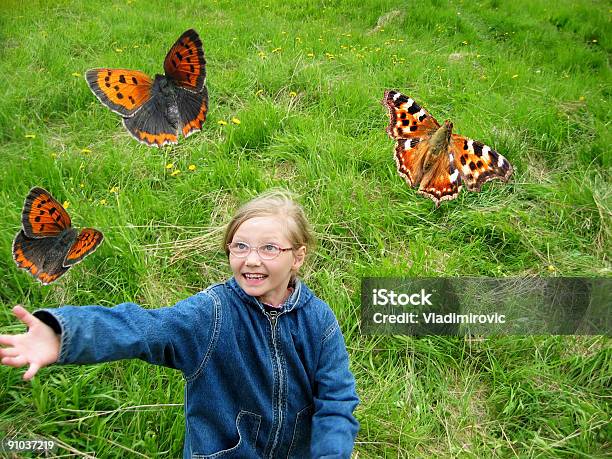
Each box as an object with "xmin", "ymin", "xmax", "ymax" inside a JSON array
[{"xmin": 244, "ymin": 274, "xmax": 266, "ymax": 279}]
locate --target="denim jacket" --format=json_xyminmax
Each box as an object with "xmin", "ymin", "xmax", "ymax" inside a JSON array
[{"xmin": 35, "ymin": 277, "xmax": 359, "ymax": 458}]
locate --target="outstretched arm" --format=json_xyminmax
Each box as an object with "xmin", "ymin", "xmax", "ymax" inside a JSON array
[
  {"xmin": 1, "ymin": 291, "xmax": 218, "ymax": 380},
  {"xmin": 0, "ymin": 305, "xmax": 60, "ymax": 381}
]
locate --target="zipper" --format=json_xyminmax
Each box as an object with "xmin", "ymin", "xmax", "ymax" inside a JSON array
[{"xmin": 265, "ymin": 309, "xmax": 284, "ymax": 458}]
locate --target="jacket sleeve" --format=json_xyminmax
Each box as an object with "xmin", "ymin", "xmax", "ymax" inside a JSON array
[
  {"xmin": 33, "ymin": 291, "xmax": 219, "ymax": 377},
  {"xmin": 310, "ymin": 317, "xmax": 360, "ymax": 458}
]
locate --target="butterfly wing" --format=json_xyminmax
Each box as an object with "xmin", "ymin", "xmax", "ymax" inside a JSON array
[
  {"xmin": 383, "ymin": 90, "xmax": 440, "ymax": 140},
  {"xmin": 163, "ymin": 29, "xmax": 206, "ymax": 92},
  {"xmin": 85, "ymin": 68, "xmax": 153, "ymax": 116},
  {"xmin": 13, "ymin": 230, "xmax": 71, "ymax": 284},
  {"xmin": 64, "ymin": 228, "xmax": 104, "ymax": 266},
  {"xmin": 450, "ymin": 134, "xmax": 513, "ymax": 191},
  {"xmin": 122, "ymin": 78, "xmax": 179, "ymax": 147},
  {"xmin": 176, "ymin": 86, "xmax": 209, "ymax": 138},
  {"xmin": 417, "ymin": 146, "xmax": 462, "ymax": 206},
  {"xmin": 21, "ymin": 187, "xmax": 71, "ymax": 238},
  {"xmin": 383, "ymin": 90, "xmax": 441, "ymax": 187}
]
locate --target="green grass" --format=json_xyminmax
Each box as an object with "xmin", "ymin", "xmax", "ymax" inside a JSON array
[{"xmin": 0, "ymin": 0, "xmax": 610, "ymax": 457}]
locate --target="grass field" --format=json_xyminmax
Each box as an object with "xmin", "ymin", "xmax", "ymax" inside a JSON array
[{"xmin": 0, "ymin": 0, "xmax": 610, "ymax": 457}]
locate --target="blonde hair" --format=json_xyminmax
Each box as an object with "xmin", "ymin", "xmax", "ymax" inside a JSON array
[{"xmin": 223, "ymin": 189, "xmax": 315, "ymax": 257}]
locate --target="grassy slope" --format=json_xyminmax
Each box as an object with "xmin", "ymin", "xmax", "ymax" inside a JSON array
[{"xmin": 0, "ymin": 0, "xmax": 610, "ymax": 457}]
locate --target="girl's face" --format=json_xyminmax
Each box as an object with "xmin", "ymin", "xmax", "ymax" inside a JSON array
[{"xmin": 230, "ymin": 216, "xmax": 306, "ymax": 307}]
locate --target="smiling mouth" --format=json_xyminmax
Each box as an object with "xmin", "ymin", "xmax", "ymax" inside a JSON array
[{"xmin": 243, "ymin": 273, "xmax": 268, "ymax": 280}]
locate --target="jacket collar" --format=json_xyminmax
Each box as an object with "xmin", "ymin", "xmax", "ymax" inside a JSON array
[{"xmin": 226, "ymin": 276, "xmax": 311, "ymax": 313}]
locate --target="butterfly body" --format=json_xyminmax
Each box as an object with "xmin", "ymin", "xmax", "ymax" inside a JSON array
[
  {"xmin": 86, "ymin": 29, "xmax": 207, "ymax": 147},
  {"xmin": 421, "ymin": 120, "xmax": 453, "ymax": 175},
  {"xmin": 13, "ymin": 187, "xmax": 103, "ymax": 285},
  {"xmin": 383, "ymin": 90, "xmax": 513, "ymax": 206}
]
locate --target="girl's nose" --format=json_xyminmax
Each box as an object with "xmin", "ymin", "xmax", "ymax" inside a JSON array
[{"xmin": 245, "ymin": 249, "xmax": 262, "ymax": 265}]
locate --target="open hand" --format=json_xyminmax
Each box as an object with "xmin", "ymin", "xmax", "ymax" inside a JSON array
[{"xmin": 0, "ymin": 305, "xmax": 60, "ymax": 380}]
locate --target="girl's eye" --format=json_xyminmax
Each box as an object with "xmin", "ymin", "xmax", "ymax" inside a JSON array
[
  {"xmin": 234, "ymin": 242, "xmax": 249, "ymax": 251},
  {"xmin": 261, "ymin": 244, "xmax": 279, "ymax": 254}
]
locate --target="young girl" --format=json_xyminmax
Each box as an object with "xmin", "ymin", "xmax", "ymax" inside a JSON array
[{"xmin": 0, "ymin": 190, "xmax": 359, "ymax": 458}]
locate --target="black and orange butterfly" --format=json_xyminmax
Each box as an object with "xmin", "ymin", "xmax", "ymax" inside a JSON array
[
  {"xmin": 383, "ymin": 90, "xmax": 513, "ymax": 206},
  {"xmin": 85, "ymin": 29, "xmax": 208, "ymax": 147},
  {"xmin": 13, "ymin": 187, "xmax": 104, "ymax": 285}
]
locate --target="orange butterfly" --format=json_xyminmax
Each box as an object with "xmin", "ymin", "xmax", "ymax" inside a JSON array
[
  {"xmin": 13, "ymin": 187, "xmax": 104, "ymax": 285},
  {"xmin": 383, "ymin": 90, "xmax": 513, "ymax": 206},
  {"xmin": 85, "ymin": 29, "xmax": 208, "ymax": 147}
]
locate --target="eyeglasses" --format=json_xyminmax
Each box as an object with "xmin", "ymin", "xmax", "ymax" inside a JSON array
[{"xmin": 227, "ymin": 242, "xmax": 294, "ymax": 260}]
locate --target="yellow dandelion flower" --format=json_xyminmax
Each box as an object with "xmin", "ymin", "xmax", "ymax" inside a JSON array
[
  {"xmin": 188, "ymin": 164, "xmax": 196, "ymax": 171},
  {"xmin": 258, "ymin": 51, "xmax": 266, "ymax": 58},
  {"xmin": 133, "ymin": 44, "xmax": 140, "ymax": 48},
  {"xmin": 272, "ymin": 47, "xmax": 282, "ymax": 53},
  {"xmin": 231, "ymin": 117, "xmax": 241, "ymax": 125},
  {"xmin": 307, "ymin": 52, "xmax": 314, "ymax": 57},
  {"xmin": 170, "ymin": 169, "xmax": 181, "ymax": 176},
  {"xmin": 109, "ymin": 186, "xmax": 120, "ymax": 193},
  {"xmin": 579, "ymin": 96, "xmax": 585, "ymax": 101},
  {"xmin": 547, "ymin": 265, "xmax": 556, "ymax": 272},
  {"xmin": 115, "ymin": 48, "xmax": 123, "ymax": 53},
  {"xmin": 289, "ymin": 91, "xmax": 297, "ymax": 97},
  {"xmin": 166, "ymin": 163, "xmax": 174, "ymax": 169},
  {"xmin": 218, "ymin": 120, "xmax": 228, "ymax": 125},
  {"xmin": 512, "ymin": 74, "xmax": 519, "ymax": 79},
  {"xmin": 592, "ymin": 39, "xmax": 598, "ymax": 43},
  {"xmin": 50, "ymin": 153, "xmax": 57, "ymax": 159},
  {"xmin": 99, "ymin": 199, "xmax": 107, "ymax": 205},
  {"xmin": 63, "ymin": 201, "xmax": 70, "ymax": 209},
  {"xmin": 81, "ymin": 148, "xmax": 92, "ymax": 154},
  {"xmin": 255, "ymin": 89, "xmax": 264, "ymax": 96},
  {"xmin": 25, "ymin": 134, "xmax": 36, "ymax": 139},
  {"xmin": 80, "ymin": 183, "xmax": 85, "ymax": 188},
  {"xmin": 296, "ymin": 36, "xmax": 302, "ymax": 42},
  {"xmin": 71, "ymin": 72, "xmax": 81, "ymax": 77}
]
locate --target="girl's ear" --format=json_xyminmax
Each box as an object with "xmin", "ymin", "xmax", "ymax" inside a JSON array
[{"xmin": 292, "ymin": 246, "xmax": 306, "ymax": 271}]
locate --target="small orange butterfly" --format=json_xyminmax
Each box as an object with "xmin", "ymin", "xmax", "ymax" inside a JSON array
[
  {"xmin": 382, "ymin": 90, "xmax": 513, "ymax": 206},
  {"xmin": 85, "ymin": 29, "xmax": 208, "ymax": 147},
  {"xmin": 13, "ymin": 187, "xmax": 103, "ymax": 285}
]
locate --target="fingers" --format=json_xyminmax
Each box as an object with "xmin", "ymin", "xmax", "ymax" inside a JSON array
[
  {"xmin": 0, "ymin": 334, "xmax": 16, "ymax": 346},
  {"xmin": 1, "ymin": 355, "xmax": 28, "ymax": 368},
  {"xmin": 0, "ymin": 347, "xmax": 19, "ymax": 358},
  {"xmin": 12, "ymin": 305, "xmax": 37, "ymax": 328},
  {"xmin": 23, "ymin": 362, "xmax": 40, "ymax": 381}
]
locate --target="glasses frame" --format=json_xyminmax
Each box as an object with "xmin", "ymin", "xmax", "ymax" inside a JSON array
[{"xmin": 227, "ymin": 242, "xmax": 294, "ymax": 260}]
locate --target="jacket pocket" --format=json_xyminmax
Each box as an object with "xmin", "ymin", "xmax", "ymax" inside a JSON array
[
  {"xmin": 192, "ymin": 410, "xmax": 261, "ymax": 458},
  {"xmin": 287, "ymin": 404, "xmax": 314, "ymax": 459}
]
